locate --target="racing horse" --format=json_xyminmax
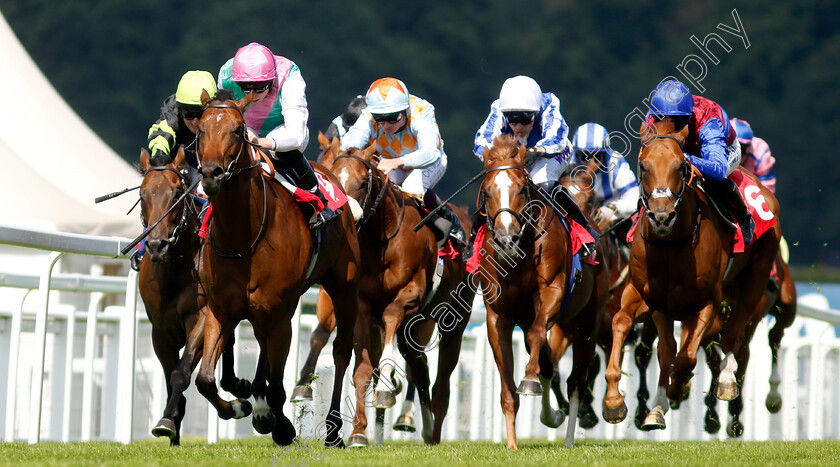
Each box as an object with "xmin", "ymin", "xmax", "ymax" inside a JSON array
[
  {"xmin": 558, "ymin": 157, "xmax": 657, "ymax": 430},
  {"xmin": 137, "ymin": 147, "xmax": 252, "ymax": 446},
  {"xmin": 193, "ymin": 90, "xmax": 360, "ymax": 447},
  {"xmin": 315, "ymin": 136, "xmax": 475, "ymax": 446},
  {"xmin": 477, "ymin": 135, "xmax": 608, "ymax": 449},
  {"xmin": 602, "ymin": 118, "xmax": 781, "ymax": 432}
]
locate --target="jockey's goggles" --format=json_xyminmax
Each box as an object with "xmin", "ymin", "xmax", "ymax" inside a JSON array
[
  {"xmin": 504, "ymin": 111, "xmax": 537, "ymax": 125},
  {"xmin": 577, "ymin": 150, "xmax": 607, "ymax": 162},
  {"xmin": 181, "ymin": 110, "xmax": 203, "ymax": 121},
  {"xmin": 372, "ymin": 111, "xmax": 405, "ymax": 124},
  {"xmin": 239, "ymin": 81, "xmax": 272, "ymax": 94}
]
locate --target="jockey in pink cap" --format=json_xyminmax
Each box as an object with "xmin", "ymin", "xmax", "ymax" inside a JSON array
[{"xmin": 218, "ymin": 42, "xmax": 337, "ymax": 230}]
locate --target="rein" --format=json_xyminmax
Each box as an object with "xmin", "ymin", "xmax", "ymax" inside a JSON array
[{"xmin": 334, "ymin": 154, "xmax": 406, "ymax": 241}]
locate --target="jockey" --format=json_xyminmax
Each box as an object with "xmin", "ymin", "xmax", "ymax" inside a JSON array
[
  {"xmin": 570, "ymin": 122, "xmax": 640, "ymax": 230},
  {"xmin": 474, "ymin": 75, "xmax": 598, "ymax": 248},
  {"xmin": 218, "ymin": 42, "xmax": 337, "ymax": 230},
  {"xmin": 646, "ymin": 79, "xmax": 754, "ymax": 245},
  {"xmin": 731, "ymin": 118, "xmax": 776, "ymax": 193},
  {"xmin": 317, "ymin": 95, "xmax": 366, "ymax": 162},
  {"xmin": 147, "ymin": 70, "xmax": 217, "ymax": 185},
  {"xmin": 341, "ymin": 77, "xmax": 466, "ymax": 248}
]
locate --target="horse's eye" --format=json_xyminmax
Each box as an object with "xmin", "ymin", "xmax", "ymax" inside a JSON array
[
  {"xmin": 358, "ymin": 180, "xmax": 368, "ymax": 191},
  {"xmin": 234, "ymin": 127, "xmax": 244, "ymax": 137}
]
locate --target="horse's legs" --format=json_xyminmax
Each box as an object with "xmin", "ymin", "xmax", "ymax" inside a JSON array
[
  {"xmin": 262, "ymin": 316, "xmax": 297, "ymax": 446},
  {"xmin": 395, "ymin": 318, "xmax": 434, "ymax": 434},
  {"xmin": 548, "ymin": 325, "xmax": 570, "ymax": 414},
  {"xmin": 633, "ymin": 320, "xmax": 657, "ymax": 430},
  {"xmin": 348, "ymin": 304, "xmax": 376, "ymax": 447},
  {"xmin": 195, "ymin": 311, "xmax": 252, "ymax": 421},
  {"xmin": 703, "ymin": 345, "xmax": 723, "ymax": 434},
  {"xmin": 603, "ymin": 284, "xmax": 644, "ymax": 423},
  {"xmin": 767, "ymin": 259, "xmax": 796, "ymax": 413},
  {"xmin": 396, "ymin": 320, "xmax": 433, "ymax": 444},
  {"xmin": 727, "ymin": 342, "xmax": 751, "ymax": 438},
  {"xmin": 320, "ymin": 282, "xmax": 357, "ymax": 449},
  {"xmin": 519, "ymin": 289, "xmax": 559, "ymax": 394},
  {"xmin": 219, "ymin": 331, "xmax": 252, "ymax": 399},
  {"xmin": 668, "ymin": 303, "xmax": 716, "ymax": 403},
  {"xmin": 294, "ymin": 288, "xmax": 337, "ymax": 402},
  {"xmin": 149, "ymin": 325, "xmax": 189, "ymax": 446},
  {"xmin": 373, "ymin": 290, "xmax": 417, "ymax": 408},
  {"xmin": 250, "ymin": 347, "xmax": 273, "ymax": 434},
  {"xmin": 487, "ymin": 307, "xmax": 519, "ymax": 450},
  {"xmin": 564, "ymin": 302, "xmax": 602, "ymax": 446},
  {"xmin": 641, "ymin": 311, "xmax": 676, "ymax": 431}
]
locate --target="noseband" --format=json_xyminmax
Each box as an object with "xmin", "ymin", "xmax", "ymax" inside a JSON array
[
  {"xmin": 333, "ymin": 153, "xmax": 405, "ymax": 239},
  {"xmin": 638, "ymin": 135, "xmax": 691, "ymax": 212}
]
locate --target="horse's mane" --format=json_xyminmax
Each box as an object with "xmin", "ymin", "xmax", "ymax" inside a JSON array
[
  {"xmin": 485, "ymin": 134, "xmax": 521, "ymax": 165},
  {"xmin": 206, "ymin": 88, "xmax": 236, "ymax": 106},
  {"xmin": 641, "ymin": 117, "xmax": 686, "ymax": 147}
]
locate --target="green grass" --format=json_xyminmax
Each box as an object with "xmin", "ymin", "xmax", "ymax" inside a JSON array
[{"xmin": 0, "ymin": 437, "xmax": 838, "ymax": 466}]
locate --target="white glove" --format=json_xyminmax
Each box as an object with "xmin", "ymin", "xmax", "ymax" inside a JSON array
[{"xmin": 595, "ymin": 204, "xmax": 617, "ymax": 227}]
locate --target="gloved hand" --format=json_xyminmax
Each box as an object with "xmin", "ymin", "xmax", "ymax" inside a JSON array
[
  {"xmin": 524, "ymin": 147, "xmax": 541, "ymax": 167},
  {"xmin": 594, "ymin": 204, "xmax": 617, "ymax": 228}
]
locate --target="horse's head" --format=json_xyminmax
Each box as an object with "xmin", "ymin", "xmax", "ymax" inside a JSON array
[
  {"xmin": 325, "ymin": 140, "xmax": 379, "ymax": 223},
  {"xmin": 480, "ymin": 135, "xmax": 532, "ymax": 259},
  {"xmin": 638, "ymin": 118, "xmax": 692, "ymax": 236},
  {"xmin": 139, "ymin": 146, "xmax": 194, "ymax": 262},
  {"xmin": 560, "ymin": 157, "xmax": 600, "ymax": 217},
  {"xmin": 196, "ymin": 89, "xmax": 254, "ymax": 196}
]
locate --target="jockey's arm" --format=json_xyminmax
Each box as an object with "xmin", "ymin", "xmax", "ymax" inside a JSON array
[
  {"xmin": 608, "ymin": 160, "xmax": 641, "ymax": 218},
  {"xmin": 340, "ymin": 112, "xmax": 375, "ymax": 152},
  {"xmin": 689, "ymin": 118, "xmax": 729, "ymax": 181},
  {"xmin": 263, "ymin": 70, "xmax": 309, "ymax": 152},
  {"xmin": 147, "ymin": 96, "xmax": 180, "ymax": 162},
  {"xmin": 473, "ymin": 104, "xmax": 505, "ymax": 162}
]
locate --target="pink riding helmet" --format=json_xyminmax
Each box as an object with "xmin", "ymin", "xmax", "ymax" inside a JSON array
[{"xmin": 231, "ymin": 42, "xmax": 276, "ymax": 82}]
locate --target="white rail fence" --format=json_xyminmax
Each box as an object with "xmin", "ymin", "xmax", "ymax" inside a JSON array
[{"xmin": 1, "ymin": 223, "xmax": 839, "ymax": 444}]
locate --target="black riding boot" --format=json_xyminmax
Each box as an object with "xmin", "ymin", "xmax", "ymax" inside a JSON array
[
  {"xmin": 423, "ymin": 191, "xmax": 466, "ymax": 249},
  {"xmin": 277, "ymin": 149, "xmax": 339, "ymax": 230},
  {"xmin": 463, "ymin": 211, "xmax": 487, "ymax": 262},
  {"xmin": 539, "ymin": 181, "xmax": 599, "ymax": 252},
  {"xmin": 710, "ymin": 177, "xmax": 754, "ymax": 246}
]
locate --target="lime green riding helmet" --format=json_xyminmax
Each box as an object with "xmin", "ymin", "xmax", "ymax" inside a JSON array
[{"xmin": 175, "ymin": 70, "xmax": 217, "ymax": 110}]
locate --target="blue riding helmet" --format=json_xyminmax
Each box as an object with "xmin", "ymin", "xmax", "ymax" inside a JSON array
[
  {"xmin": 650, "ymin": 79, "xmax": 694, "ymax": 116},
  {"xmin": 731, "ymin": 118, "xmax": 754, "ymax": 144}
]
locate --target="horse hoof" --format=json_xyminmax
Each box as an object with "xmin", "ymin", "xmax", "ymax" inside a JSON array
[
  {"xmin": 516, "ymin": 379, "xmax": 542, "ymax": 396},
  {"xmin": 151, "ymin": 418, "xmax": 176, "ymax": 439},
  {"xmin": 540, "ymin": 408, "xmax": 565, "ymax": 429},
  {"xmin": 373, "ymin": 390, "xmax": 396, "ymax": 409},
  {"xmin": 222, "ymin": 378, "xmax": 253, "ymax": 399},
  {"xmin": 716, "ymin": 381, "xmax": 740, "ymax": 401},
  {"xmin": 393, "ymin": 414, "xmax": 417, "ymax": 433},
  {"xmin": 271, "ymin": 417, "xmax": 296, "ymax": 446},
  {"xmin": 727, "ymin": 420, "xmax": 744, "ymax": 438},
  {"xmin": 232, "ymin": 399, "xmax": 252, "ymax": 419},
  {"xmin": 765, "ymin": 394, "xmax": 782, "ymax": 413},
  {"xmin": 578, "ymin": 406, "xmax": 599, "ymax": 430},
  {"xmin": 347, "ymin": 433, "xmax": 369, "ymax": 448},
  {"xmin": 252, "ymin": 411, "xmax": 276, "ymax": 435},
  {"xmin": 634, "ymin": 407, "xmax": 650, "ymax": 430},
  {"xmin": 704, "ymin": 411, "xmax": 721, "ymax": 434},
  {"xmin": 291, "ymin": 385, "xmax": 314, "ymax": 402},
  {"xmin": 641, "ymin": 409, "xmax": 666, "ymax": 431},
  {"xmin": 603, "ymin": 401, "xmax": 628, "ymax": 424}
]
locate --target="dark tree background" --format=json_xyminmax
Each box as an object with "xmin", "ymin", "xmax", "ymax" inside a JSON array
[{"xmin": 1, "ymin": 0, "xmax": 837, "ymax": 267}]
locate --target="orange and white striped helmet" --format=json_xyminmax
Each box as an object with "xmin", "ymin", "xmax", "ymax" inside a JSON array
[{"xmin": 365, "ymin": 77, "xmax": 410, "ymax": 114}]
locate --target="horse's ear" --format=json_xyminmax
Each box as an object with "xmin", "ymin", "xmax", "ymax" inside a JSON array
[
  {"xmin": 319, "ymin": 134, "xmax": 340, "ymax": 168},
  {"xmin": 317, "ymin": 131, "xmax": 330, "ymax": 151},
  {"xmin": 639, "ymin": 121, "xmax": 656, "ymax": 146},
  {"xmin": 140, "ymin": 148, "xmax": 152, "ymax": 171},
  {"xmin": 173, "ymin": 145, "xmax": 186, "ymax": 170},
  {"xmin": 515, "ymin": 144, "xmax": 527, "ymax": 166},
  {"xmin": 674, "ymin": 123, "xmax": 689, "ymax": 145},
  {"xmin": 237, "ymin": 92, "xmax": 254, "ymax": 113},
  {"xmin": 361, "ymin": 142, "xmax": 377, "ymax": 160},
  {"xmin": 200, "ymin": 89, "xmax": 212, "ymax": 107}
]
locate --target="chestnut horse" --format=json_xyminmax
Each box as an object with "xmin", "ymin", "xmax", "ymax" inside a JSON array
[
  {"xmin": 602, "ymin": 118, "xmax": 781, "ymax": 432},
  {"xmin": 193, "ymin": 91, "xmax": 360, "ymax": 447},
  {"xmin": 558, "ymin": 158, "xmax": 657, "ymax": 430},
  {"xmin": 137, "ymin": 147, "xmax": 251, "ymax": 446},
  {"xmin": 477, "ymin": 135, "xmax": 608, "ymax": 449},
  {"xmin": 316, "ymin": 136, "xmax": 475, "ymax": 446}
]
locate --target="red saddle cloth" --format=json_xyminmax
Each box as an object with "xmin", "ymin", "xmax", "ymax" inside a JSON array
[
  {"xmin": 198, "ymin": 173, "xmax": 348, "ymax": 239},
  {"xmin": 466, "ymin": 218, "xmax": 593, "ymax": 274},
  {"xmin": 625, "ymin": 171, "xmax": 776, "ymax": 253}
]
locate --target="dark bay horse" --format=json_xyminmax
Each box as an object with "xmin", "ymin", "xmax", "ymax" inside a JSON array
[
  {"xmin": 602, "ymin": 118, "xmax": 781, "ymax": 432},
  {"xmin": 137, "ymin": 147, "xmax": 251, "ymax": 445},
  {"xmin": 477, "ymin": 135, "xmax": 608, "ymax": 449},
  {"xmin": 193, "ymin": 91, "xmax": 360, "ymax": 447},
  {"xmin": 318, "ymin": 136, "xmax": 475, "ymax": 446},
  {"xmin": 558, "ymin": 158, "xmax": 657, "ymax": 430}
]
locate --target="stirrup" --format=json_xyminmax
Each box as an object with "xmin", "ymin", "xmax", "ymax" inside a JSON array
[
  {"xmin": 309, "ymin": 206, "xmax": 338, "ymax": 231},
  {"xmin": 129, "ymin": 251, "xmax": 142, "ymax": 272}
]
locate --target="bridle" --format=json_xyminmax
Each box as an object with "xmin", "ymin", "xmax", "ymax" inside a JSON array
[
  {"xmin": 481, "ymin": 164, "xmax": 554, "ymax": 243},
  {"xmin": 140, "ymin": 165, "xmax": 198, "ymax": 247},
  {"xmin": 333, "ymin": 153, "xmax": 405, "ymax": 241},
  {"xmin": 637, "ymin": 135, "xmax": 691, "ymax": 212}
]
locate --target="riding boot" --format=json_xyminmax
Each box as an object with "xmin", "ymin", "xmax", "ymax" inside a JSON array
[
  {"xmin": 463, "ymin": 212, "xmax": 487, "ymax": 262},
  {"xmin": 423, "ymin": 191, "xmax": 466, "ymax": 249},
  {"xmin": 280, "ymin": 149, "xmax": 339, "ymax": 231},
  {"xmin": 712, "ymin": 177, "xmax": 754, "ymax": 246},
  {"xmin": 538, "ymin": 181, "xmax": 599, "ymax": 252},
  {"xmin": 130, "ymin": 239, "xmax": 145, "ymax": 272}
]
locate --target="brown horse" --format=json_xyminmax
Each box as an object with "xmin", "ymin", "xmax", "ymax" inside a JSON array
[
  {"xmin": 477, "ymin": 135, "xmax": 608, "ymax": 449},
  {"xmin": 193, "ymin": 91, "xmax": 360, "ymax": 447},
  {"xmin": 602, "ymin": 118, "xmax": 781, "ymax": 432},
  {"xmin": 558, "ymin": 158, "xmax": 657, "ymax": 430},
  {"xmin": 317, "ymin": 136, "xmax": 475, "ymax": 446},
  {"xmin": 137, "ymin": 147, "xmax": 251, "ymax": 445}
]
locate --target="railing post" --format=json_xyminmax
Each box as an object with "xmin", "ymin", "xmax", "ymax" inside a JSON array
[
  {"xmin": 115, "ymin": 269, "xmax": 139, "ymax": 444},
  {"xmin": 28, "ymin": 251, "xmax": 65, "ymax": 444},
  {"xmin": 5, "ymin": 289, "xmax": 33, "ymax": 441},
  {"xmin": 80, "ymin": 293, "xmax": 104, "ymax": 441}
]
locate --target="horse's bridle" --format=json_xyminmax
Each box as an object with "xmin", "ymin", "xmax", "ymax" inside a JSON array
[
  {"xmin": 637, "ymin": 135, "xmax": 691, "ymax": 212},
  {"xmin": 481, "ymin": 164, "xmax": 554, "ymax": 243},
  {"xmin": 333, "ymin": 153, "xmax": 405, "ymax": 240},
  {"xmin": 140, "ymin": 165, "xmax": 198, "ymax": 247}
]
